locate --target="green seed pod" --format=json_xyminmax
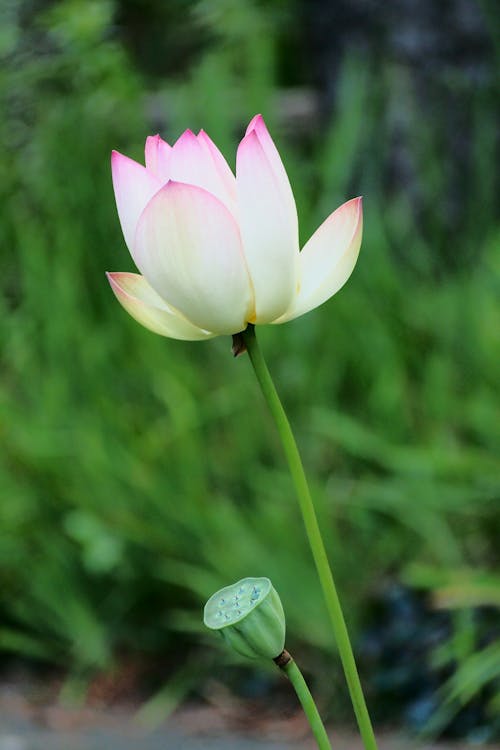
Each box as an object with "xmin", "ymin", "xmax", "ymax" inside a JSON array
[{"xmin": 204, "ymin": 577, "xmax": 286, "ymax": 660}]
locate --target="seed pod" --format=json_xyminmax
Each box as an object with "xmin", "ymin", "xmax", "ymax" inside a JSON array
[{"xmin": 204, "ymin": 577, "xmax": 286, "ymax": 660}]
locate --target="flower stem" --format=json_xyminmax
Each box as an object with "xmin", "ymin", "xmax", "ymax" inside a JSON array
[
  {"xmin": 274, "ymin": 649, "xmax": 332, "ymax": 750},
  {"xmin": 240, "ymin": 324, "xmax": 378, "ymax": 750}
]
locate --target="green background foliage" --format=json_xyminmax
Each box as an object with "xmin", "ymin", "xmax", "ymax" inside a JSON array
[{"xmin": 0, "ymin": 0, "xmax": 499, "ymax": 735}]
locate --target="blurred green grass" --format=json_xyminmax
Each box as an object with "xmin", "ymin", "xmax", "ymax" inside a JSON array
[{"xmin": 0, "ymin": 0, "xmax": 499, "ymax": 731}]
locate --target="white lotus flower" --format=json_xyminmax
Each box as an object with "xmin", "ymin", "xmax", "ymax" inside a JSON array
[{"xmin": 107, "ymin": 114, "xmax": 362, "ymax": 340}]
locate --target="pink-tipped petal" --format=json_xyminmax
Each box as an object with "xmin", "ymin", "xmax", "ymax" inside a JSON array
[
  {"xmin": 144, "ymin": 135, "xmax": 171, "ymax": 182},
  {"xmin": 168, "ymin": 130, "xmax": 236, "ymax": 214},
  {"xmin": 276, "ymin": 197, "xmax": 363, "ymax": 324},
  {"xmin": 236, "ymin": 130, "xmax": 299, "ymax": 323},
  {"xmin": 244, "ymin": 114, "xmax": 296, "ymax": 222},
  {"xmin": 111, "ymin": 150, "xmax": 163, "ymax": 255},
  {"xmin": 245, "ymin": 114, "xmax": 262, "ymax": 136},
  {"xmin": 133, "ymin": 182, "xmax": 253, "ymax": 335},
  {"xmin": 107, "ymin": 272, "xmax": 215, "ymax": 340},
  {"xmin": 197, "ymin": 130, "xmax": 237, "ymax": 206}
]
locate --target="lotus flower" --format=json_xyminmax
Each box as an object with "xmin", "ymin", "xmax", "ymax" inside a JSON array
[{"xmin": 107, "ymin": 115, "xmax": 362, "ymax": 340}]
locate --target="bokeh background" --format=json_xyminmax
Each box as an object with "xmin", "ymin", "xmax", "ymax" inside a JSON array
[{"xmin": 1, "ymin": 0, "xmax": 499, "ymax": 741}]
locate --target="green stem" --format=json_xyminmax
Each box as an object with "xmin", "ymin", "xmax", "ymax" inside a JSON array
[
  {"xmin": 275, "ymin": 650, "xmax": 332, "ymax": 750},
  {"xmin": 240, "ymin": 324, "xmax": 378, "ymax": 750}
]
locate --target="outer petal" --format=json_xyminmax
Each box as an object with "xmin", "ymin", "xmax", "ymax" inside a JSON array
[
  {"xmin": 236, "ymin": 128, "xmax": 299, "ymax": 324},
  {"xmin": 245, "ymin": 115, "xmax": 297, "ymax": 223},
  {"xmin": 133, "ymin": 182, "xmax": 253, "ymax": 335},
  {"xmin": 276, "ymin": 197, "xmax": 363, "ymax": 324},
  {"xmin": 168, "ymin": 130, "xmax": 236, "ymax": 215},
  {"xmin": 107, "ymin": 272, "xmax": 215, "ymax": 340},
  {"xmin": 144, "ymin": 135, "xmax": 171, "ymax": 182},
  {"xmin": 111, "ymin": 151, "xmax": 162, "ymax": 255}
]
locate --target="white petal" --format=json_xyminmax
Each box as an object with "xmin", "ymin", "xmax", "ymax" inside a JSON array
[
  {"xmin": 168, "ymin": 130, "xmax": 236, "ymax": 215},
  {"xmin": 197, "ymin": 130, "xmax": 237, "ymax": 207},
  {"xmin": 133, "ymin": 182, "xmax": 253, "ymax": 335},
  {"xmin": 107, "ymin": 272, "xmax": 215, "ymax": 340},
  {"xmin": 144, "ymin": 135, "xmax": 172, "ymax": 182},
  {"xmin": 236, "ymin": 128, "xmax": 299, "ymax": 324},
  {"xmin": 276, "ymin": 197, "xmax": 363, "ymax": 323},
  {"xmin": 245, "ymin": 115, "xmax": 297, "ymax": 224},
  {"xmin": 111, "ymin": 151, "xmax": 162, "ymax": 255}
]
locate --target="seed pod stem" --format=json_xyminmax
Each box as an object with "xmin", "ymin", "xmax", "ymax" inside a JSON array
[{"xmin": 274, "ymin": 650, "xmax": 332, "ymax": 750}]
